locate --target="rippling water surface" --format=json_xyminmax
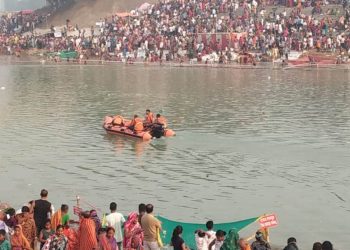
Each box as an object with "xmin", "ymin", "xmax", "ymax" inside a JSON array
[{"xmin": 0, "ymin": 63, "xmax": 349, "ymax": 249}]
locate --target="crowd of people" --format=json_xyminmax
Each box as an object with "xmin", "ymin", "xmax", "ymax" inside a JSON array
[
  {"xmin": 0, "ymin": 0, "xmax": 350, "ymax": 64},
  {"xmin": 0, "ymin": 189, "xmax": 337, "ymax": 250}
]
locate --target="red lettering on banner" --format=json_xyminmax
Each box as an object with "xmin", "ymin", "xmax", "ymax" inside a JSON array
[{"xmin": 259, "ymin": 214, "xmax": 278, "ymax": 228}]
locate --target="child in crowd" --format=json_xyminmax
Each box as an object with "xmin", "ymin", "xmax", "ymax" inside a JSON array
[
  {"xmin": 0, "ymin": 229, "xmax": 11, "ymax": 250},
  {"xmin": 106, "ymin": 227, "xmax": 118, "ymax": 250},
  {"xmin": 39, "ymin": 219, "xmax": 55, "ymax": 249},
  {"xmin": 208, "ymin": 230, "xmax": 226, "ymax": 250}
]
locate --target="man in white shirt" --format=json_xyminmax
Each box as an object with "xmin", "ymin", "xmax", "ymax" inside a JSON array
[
  {"xmin": 205, "ymin": 220, "xmax": 216, "ymax": 244},
  {"xmin": 106, "ymin": 202, "xmax": 125, "ymax": 250}
]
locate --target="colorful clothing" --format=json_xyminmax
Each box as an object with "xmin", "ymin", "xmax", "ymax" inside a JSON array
[
  {"xmin": 124, "ymin": 212, "xmax": 143, "ymax": 250},
  {"xmin": 78, "ymin": 217, "xmax": 97, "ymax": 250},
  {"xmin": 51, "ymin": 210, "xmax": 70, "ymax": 230},
  {"xmin": 16, "ymin": 213, "xmax": 36, "ymax": 248},
  {"xmin": 98, "ymin": 233, "xmax": 111, "ymax": 250},
  {"xmin": 141, "ymin": 214, "xmax": 161, "ymax": 242},
  {"xmin": 0, "ymin": 240, "xmax": 11, "ymax": 250},
  {"xmin": 40, "ymin": 229, "xmax": 55, "ymax": 249},
  {"xmin": 42, "ymin": 234, "xmax": 68, "ymax": 250},
  {"xmin": 220, "ymin": 229, "xmax": 239, "ymax": 250},
  {"xmin": 107, "ymin": 236, "xmax": 118, "ymax": 250},
  {"xmin": 10, "ymin": 225, "xmax": 31, "ymax": 250},
  {"xmin": 63, "ymin": 227, "xmax": 78, "ymax": 250},
  {"xmin": 90, "ymin": 211, "xmax": 101, "ymax": 239},
  {"xmin": 106, "ymin": 212, "xmax": 125, "ymax": 243}
]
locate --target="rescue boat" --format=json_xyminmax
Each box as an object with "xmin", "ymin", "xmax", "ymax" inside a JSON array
[{"xmin": 103, "ymin": 116, "xmax": 175, "ymax": 140}]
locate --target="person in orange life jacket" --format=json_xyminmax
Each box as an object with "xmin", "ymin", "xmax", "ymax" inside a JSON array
[
  {"xmin": 128, "ymin": 115, "xmax": 143, "ymax": 132},
  {"xmin": 144, "ymin": 109, "xmax": 154, "ymax": 125},
  {"xmin": 154, "ymin": 114, "xmax": 167, "ymax": 128}
]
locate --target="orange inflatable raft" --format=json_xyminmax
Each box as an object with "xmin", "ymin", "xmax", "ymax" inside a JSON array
[{"xmin": 103, "ymin": 116, "xmax": 175, "ymax": 140}]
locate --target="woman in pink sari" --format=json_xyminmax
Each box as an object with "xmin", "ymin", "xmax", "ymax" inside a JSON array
[{"xmin": 123, "ymin": 212, "xmax": 143, "ymax": 250}]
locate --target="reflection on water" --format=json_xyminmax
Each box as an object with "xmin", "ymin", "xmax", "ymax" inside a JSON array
[
  {"xmin": 104, "ymin": 134, "xmax": 152, "ymax": 157},
  {"xmin": 0, "ymin": 63, "xmax": 350, "ymax": 249}
]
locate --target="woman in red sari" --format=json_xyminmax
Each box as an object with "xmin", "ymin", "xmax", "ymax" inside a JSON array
[
  {"xmin": 98, "ymin": 229, "xmax": 111, "ymax": 250},
  {"xmin": 78, "ymin": 212, "xmax": 97, "ymax": 250},
  {"xmin": 63, "ymin": 224, "xmax": 78, "ymax": 250},
  {"xmin": 123, "ymin": 212, "xmax": 143, "ymax": 250}
]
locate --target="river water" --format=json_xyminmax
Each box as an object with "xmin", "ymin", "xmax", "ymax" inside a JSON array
[{"xmin": 0, "ymin": 63, "xmax": 349, "ymax": 249}]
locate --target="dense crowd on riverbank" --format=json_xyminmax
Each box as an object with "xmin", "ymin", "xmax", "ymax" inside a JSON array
[
  {"xmin": 0, "ymin": 190, "xmax": 337, "ymax": 250},
  {"xmin": 0, "ymin": 0, "xmax": 350, "ymax": 63}
]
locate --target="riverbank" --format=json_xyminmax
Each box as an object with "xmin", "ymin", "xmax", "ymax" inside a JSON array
[{"xmin": 2, "ymin": 54, "xmax": 350, "ymax": 71}]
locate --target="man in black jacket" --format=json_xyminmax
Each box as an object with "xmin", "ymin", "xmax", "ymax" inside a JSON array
[{"xmin": 283, "ymin": 237, "xmax": 299, "ymax": 250}]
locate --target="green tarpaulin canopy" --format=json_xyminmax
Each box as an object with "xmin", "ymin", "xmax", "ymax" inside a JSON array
[
  {"xmin": 157, "ymin": 216, "xmax": 259, "ymax": 250},
  {"xmin": 46, "ymin": 51, "xmax": 77, "ymax": 59}
]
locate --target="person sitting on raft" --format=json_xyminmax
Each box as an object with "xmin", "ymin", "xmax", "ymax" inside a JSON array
[
  {"xmin": 128, "ymin": 115, "xmax": 144, "ymax": 133},
  {"xmin": 144, "ymin": 109, "xmax": 154, "ymax": 127},
  {"xmin": 154, "ymin": 114, "xmax": 167, "ymax": 128}
]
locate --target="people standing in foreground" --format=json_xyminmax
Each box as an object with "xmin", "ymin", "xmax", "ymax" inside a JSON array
[
  {"xmin": 15, "ymin": 206, "xmax": 36, "ymax": 248},
  {"xmin": 34, "ymin": 189, "xmax": 53, "ymax": 236},
  {"xmin": 124, "ymin": 212, "xmax": 143, "ymax": 250},
  {"xmin": 321, "ymin": 241, "xmax": 333, "ymax": 250},
  {"xmin": 106, "ymin": 227, "xmax": 118, "ymax": 250},
  {"xmin": 10, "ymin": 225, "xmax": 31, "ymax": 250},
  {"xmin": 205, "ymin": 220, "xmax": 216, "ymax": 245},
  {"xmin": 170, "ymin": 225, "xmax": 188, "ymax": 250},
  {"xmin": 208, "ymin": 230, "xmax": 226, "ymax": 250},
  {"xmin": 141, "ymin": 204, "xmax": 162, "ymax": 250},
  {"xmin": 51, "ymin": 205, "xmax": 69, "ymax": 231},
  {"xmin": 250, "ymin": 231, "xmax": 271, "ymax": 250},
  {"xmin": 78, "ymin": 211, "xmax": 97, "ymax": 250},
  {"xmin": 194, "ymin": 229, "xmax": 208, "ymax": 250},
  {"xmin": 138, "ymin": 204, "xmax": 146, "ymax": 224},
  {"xmin": 238, "ymin": 238, "xmax": 251, "ymax": 250},
  {"xmin": 312, "ymin": 242, "xmax": 322, "ymax": 250},
  {"xmin": 220, "ymin": 229, "xmax": 239, "ymax": 250},
  {"xmin": 98, "ymin": 228, "xmax": 110, "ymax": 250},
  {"xmin": 0, "ymin": 229, "xmax": 11, "ymax": 250},
  {"xmin": 90, "ymin": 210, "xmax": 101, "ymax": 240},
  {"xmin": 106, "ymin": 202, "xmax": 125, "ymax": 250},
  {"xmin": 43, "ymin": 224, "xmax": 68, "ymax": 250},
  {"xmin": 283, "ymin": 237, "xmax": 298, "ymax": 250},
  {"xmin": 39, "ymin": 220, "xmax": 55, "ymax": 249}
]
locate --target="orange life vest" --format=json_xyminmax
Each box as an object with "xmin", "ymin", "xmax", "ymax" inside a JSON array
[
  {"xmin": 145, "ymin": 112, "xmax": 154, "ymax": 123},
  {"xmin": 134, "ymin": 122, "xmax": 144, "ymax": 133},
  {"xmin": 112, "ymin": 115, "xmax": 124, "ymax": 126},
  {"xmin": 130, "ymin": 117, "xmax": 143, "ymax": 127},
  {"xmin": 155, "ymin": 116, "xmax": 167, "ymax": 128}
]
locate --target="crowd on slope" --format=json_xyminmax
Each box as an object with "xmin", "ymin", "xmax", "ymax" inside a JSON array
[
  {"xmin": 0, "ymin": 189, "xmax": 337, "ymax": 250},
  {"xmin": 0, "ymin": 0, "xmax": 350, "ymax": 63}
]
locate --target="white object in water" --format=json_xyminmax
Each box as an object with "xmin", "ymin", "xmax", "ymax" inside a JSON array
[
  {"xmin": 0, "ymin": 86, "xmax": 5, "ymax": 90},
  {"xmin": 268, "ymin": 76, "xmax": 271, "ymax": 80}
]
